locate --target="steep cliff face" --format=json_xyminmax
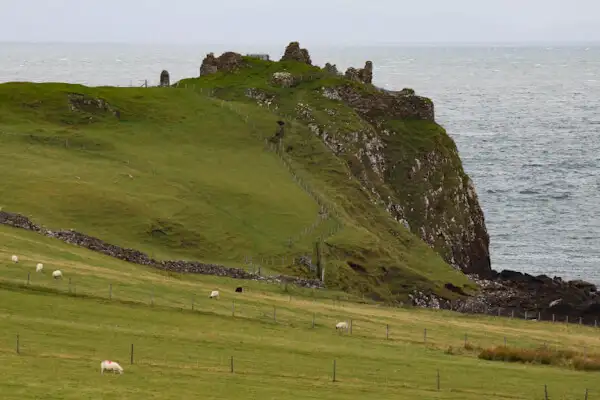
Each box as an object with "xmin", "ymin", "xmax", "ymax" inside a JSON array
[{"xmin": 311, "ymin": 83, "xmax": 492, "ymax": 278}]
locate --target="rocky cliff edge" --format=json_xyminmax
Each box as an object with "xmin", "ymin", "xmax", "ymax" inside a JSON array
[{"xmin": 194, "ymin": 42, "xmax": 492, "ymax": 280}]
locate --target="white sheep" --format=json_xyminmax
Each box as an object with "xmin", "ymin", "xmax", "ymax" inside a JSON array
[
  {"xmin": 52, "ymin": 270, "xmax": 63, "ymax": 279},
  {"xmin": 209, "ymin": 290, "xmax": 220, "ymax": 299},
  {"xmin": 11, "ymin": 255, "xmax": 18, "ymax": 263},
  {"xmin": 100, "ymin": 360, "xmax": 124, "ymax": 374},
  {"xmin": 36, "ymin": 263, "xmax": 44, "ymax": 273},
  {"xmin": 335, "ymin": 321, "xmax": 348, "ymax": 330}
]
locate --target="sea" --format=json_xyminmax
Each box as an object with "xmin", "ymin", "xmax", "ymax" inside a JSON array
[{"xmin": 1, "ymin": 42, "xmax": 599, "ymax": 283}]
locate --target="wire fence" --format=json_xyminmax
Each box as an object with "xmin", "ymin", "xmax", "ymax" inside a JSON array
[{"xmin": 2, "ymin": 275, "xmax": 598, "ymax": 399}]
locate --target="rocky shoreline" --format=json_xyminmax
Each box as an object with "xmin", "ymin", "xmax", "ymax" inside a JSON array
[
  {"xmin": 411, "ymin": 269, "xmax": 600, "ymax": 326},
  {"xmin": 0, "ymin": 211, "xmax": 324, "ymax": 290}
]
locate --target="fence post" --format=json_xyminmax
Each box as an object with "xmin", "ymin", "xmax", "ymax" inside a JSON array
[
  {"xmin": 386, "ymin": 324, "xmax": 389, "ymax": 340},
  {"xmin": 349, "ymin": 319, "xmax": 352, "ymax": 335},
  {"xmin": 130, "ymin": 344, "xmax": 134, "ymax": 365},
  {"xmin": 511, "ymin": 310, "xmax": 514, "ymax": 319},
  {"xmin": 109, "ymin": 284, "xmax": 112, "ymax": 300},
  {"xmin": 424, "ymin": 328, "xmax": 427, "ymax": 343},
  {"xmin": 230, "ymin": 356, "xmax": 234, "ymax": 373},
  {"xmin": 312, "ymin": 313, "xmax": 315, "ymax": 329},
  {"xmin": 585, "ymin": 388, "xmax": 589, "ymax": 400},
  {"xmin": 595, "ymin": 320, "xmax": 597, "ymax": 328},
  {"xmin": 525, "ymin": 311, "xmax": 528, "ymax": 320},
  {"xmin": 436, "ymin": 369, "xmax": 440, "ymax": 391},
  {"xmin": 151, "ymin": 289, "xmax": 154, "ymax": 307},
  {"xmin": 191, "ymin": 295, "xmax": 195, "ymax": 311},
  {"xmin": 27, "ymin": 272, "xmax": 30, "ymax": 285},
  {"xmin": 332, "ymin": 360, "xmax": 336, "ymax": 382},
  {"xmin": 544, "ymin": 384, "xmax": 548, "ymax": 400},
  {"xmin": 464, "ymin": 333, "xmax": 468, "ymax": 348},
  {"xmin": 16, "ymin": 334, "xmax": 19, "ymax": 354},
  {"xmin": 68, "ymin": 278, "xmax": 72, "ymax": 294},
  {"xmin": 232, "ymin": 300, "xmax": 235, "ymax": 317},
  {"xmin": 273, "ymin": 306, "xmax": 276, "ymax": 322},
  {"xmin": 566, "ymin": 316, "xmax": 569, "ymax": 324},
  {"xmin": 552, "ymin": 314, "xmax": 555, "ymax": 322},
  {"xmin": 579, "ymin": 317, "xmax": 583, "ymax": 325},
  {"xmin": 538, "ymin": 312, "xmax": 541, "ymax": 321}
]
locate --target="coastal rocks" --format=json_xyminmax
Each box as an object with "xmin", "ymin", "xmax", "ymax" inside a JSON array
[
  {"xmin": 344, "ymin": 61, "xmax": 373, "ymax": 84},
  {"xmin": 360, "ymin": 61, "xmax": 373, "ymax": 84},
  {"xmin": 67, "ymin": 93, "xmax": 121, "ymax": 119},
  {"xmin": 324, "ymin": 84, "xmax": 435, "ymax": 122},
  {"xmin": 245, "ymin": 88, "xmax": 277, "ymax": 109},
  {"xmin": 318, "ymin": 81, "xmax": 490, "ymax": 278},
  {"xmin": 0, "ymin": 211, "xmax": 324, "ymax": 290},
  {"xmin": 280, "ymin": 42, "xmax": 312, "ymax": 65},
  {"xmin": 271, "ymin": 71, "xmax": 296, "ymax": 88},
  {"xmin": 453, "ymin": 270, "xmax": 600, "ymax": 323},
  {"xmin": 200, "ymin": 52, "xmax": 245, "ymax": 76}
]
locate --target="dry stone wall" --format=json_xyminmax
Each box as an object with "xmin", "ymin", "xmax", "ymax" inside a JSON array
[{"xmin": 0, "ymin": 211, "xmax": 324, "ymax": 289}]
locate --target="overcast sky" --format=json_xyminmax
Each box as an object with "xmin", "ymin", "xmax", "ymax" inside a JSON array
[{"xmin": 1, "ymin": 0, "xmax": 598, "ymax": 45}]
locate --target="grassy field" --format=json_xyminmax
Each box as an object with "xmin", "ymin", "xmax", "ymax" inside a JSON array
[
  {"xmin": 1, "ymin": 226, "xmax": 600, "ymax": 399},
  {"xmin": 0, "ymin": 77, "xmax": 472, "ymax": 301}
]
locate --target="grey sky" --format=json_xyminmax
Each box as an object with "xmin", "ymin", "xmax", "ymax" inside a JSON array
[{"xmin": 1, "ymin": 0, "xmax": 599, "ymax": 45}]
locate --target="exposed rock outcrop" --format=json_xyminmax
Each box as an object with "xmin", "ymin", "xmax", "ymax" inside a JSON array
[
  {"xmin": 344, "ymin": 61, "xmax": 373, "ymax": 84},
  {"xmin": 67, "ymin": 93, "xmax": 121, "ymax": 119},
  {"xmin": 405, "ymin": 269, "xmax": 600, "ymax": 325},
  {"xmin": 200, "ymin": 52, "xmax": 245, "ymax": 76},
  {"xmin": 280, "ymin": 42, "xmax": 312, "ymax": 65},
  {"xmin": 271, "ymin": 71, "xmax": 296, "ymax": 88},
  {"xmin": 315, "ymin": 82, "xmax": 491, "ymax": 278},
  {"xmin": 0, "ymin": 211, "xmax": 324, "ymax": 289},
  {"xmin": 324, "ymin": 84, "xmax": 434, "ymax": 122},
  {"xmin": 454, "ymin": 271, "xmax": 600, "ymax": 324}
]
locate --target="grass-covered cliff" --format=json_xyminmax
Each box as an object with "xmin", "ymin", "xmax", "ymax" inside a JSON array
[{"xmin": 0, "ymin": 42, "xmax": 490, "ymax": 302}]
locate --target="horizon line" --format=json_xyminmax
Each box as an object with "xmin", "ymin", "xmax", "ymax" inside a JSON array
[{"xmin": 1, "ymin": 40, "xmax": 600, "ymax": 47}]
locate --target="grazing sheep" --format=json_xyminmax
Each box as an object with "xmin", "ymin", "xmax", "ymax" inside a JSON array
[
  {"xmin": 100, "ymin": 360, "xmax": 124, "ymax": 374},
  {"xmin": 209, "ymin": 290, "xmax": 220, "ymax": 299},
  {"xmin": 52, "ymin": 270, "xmax": 63, "ymax": 279},
  {"xmin": 235, "ymin": 287, "xmax": 243, "ymax": 293},
  {"xmin": 36, "ymin": 263, "xmax": 44, "ymax": 273},
  {"xmin": 335, "ymin": 321, "xmax": 348, "ymax": 330},
  {"xmin": 11, "ymin": 255, "xmax": 18, "ymax": 263}
]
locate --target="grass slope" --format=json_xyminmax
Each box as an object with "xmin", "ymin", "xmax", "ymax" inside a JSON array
[
  {"xmin": 0, "ymin": 71, "xmax": 471, "ymax": 301},
  {"xmin": 1, "ymin": 226, "xmax": 599, "ymax": 400}
]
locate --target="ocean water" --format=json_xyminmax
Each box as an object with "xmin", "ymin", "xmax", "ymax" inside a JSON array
[{"xmin": 1, "ymin": 43, "xmax": 599, "ymax": 283}]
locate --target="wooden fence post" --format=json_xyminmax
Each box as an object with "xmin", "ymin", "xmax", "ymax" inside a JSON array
[{"xmin": 332, "ymin": 360, "xmax": 336, "ymax": 382}]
